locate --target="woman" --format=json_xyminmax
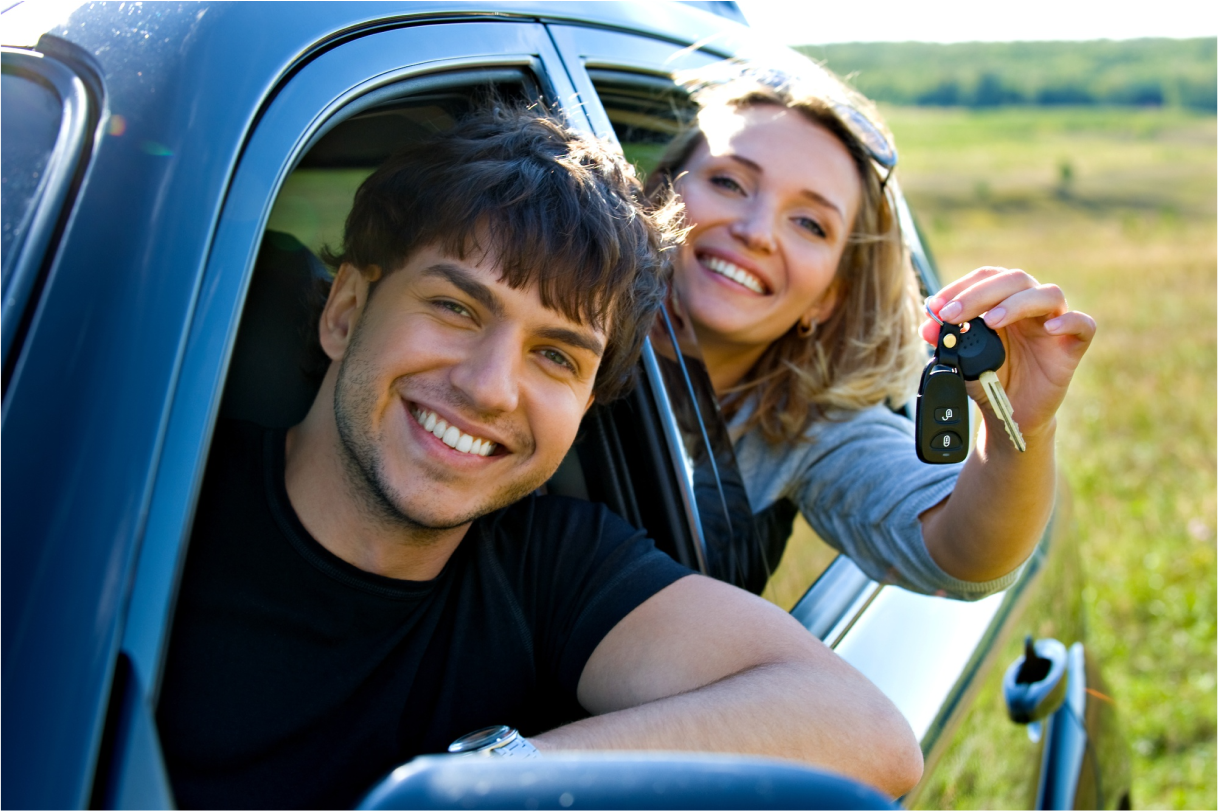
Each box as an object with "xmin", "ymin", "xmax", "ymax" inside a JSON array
[{"xmin": 647, "ymin": 67, "xmax": 1096, "ymax": 598}]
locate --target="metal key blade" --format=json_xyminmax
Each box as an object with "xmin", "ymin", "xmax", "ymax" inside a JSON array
[{"xmin": 980, "ymin": 370, "xmax": 1026, "ymax": 452}]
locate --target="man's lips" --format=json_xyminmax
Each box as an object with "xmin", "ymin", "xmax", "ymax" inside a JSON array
[
  {"xmin": 697, "ymin": 252, "xmax": 769, "ymax": 294},
  {"xmin": 408, "ymin": 404, "xmax": 500, "ymax": 457}
]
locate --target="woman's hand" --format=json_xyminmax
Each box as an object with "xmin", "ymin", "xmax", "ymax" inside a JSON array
[{"xmin": 922, "ymin": 266, "xmax": 1096, "ymax": 443}]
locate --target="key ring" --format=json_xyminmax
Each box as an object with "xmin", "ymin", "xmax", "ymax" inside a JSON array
[{"xmin": 924, "ymin": 297, "xmax": 944, "ymax": 326}]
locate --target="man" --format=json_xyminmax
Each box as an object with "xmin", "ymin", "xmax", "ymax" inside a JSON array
[{"xmin": 157, "ymin": 107, "xmax": 921, "ymax": 808}]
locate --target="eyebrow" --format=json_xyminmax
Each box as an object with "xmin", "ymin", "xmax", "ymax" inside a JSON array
[
  {"xmin": 421, "ymin": 263, "xmax": 504, "ymax": 318},
  {"xmin": 724, "ymin": 153, "xmax": 846, "ymax": 224},
  {"xmin": 421, "ymin": 263, "xmax": 605, "ymax": 358},
  {"xmin": 538, "ymin": 326, "xmax": 604, "ymax": 359}
]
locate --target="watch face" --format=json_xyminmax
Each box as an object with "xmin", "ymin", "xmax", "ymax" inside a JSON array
[{"xmin": 448, "ymin": 725, "xmax": 514, "ymax": 753}]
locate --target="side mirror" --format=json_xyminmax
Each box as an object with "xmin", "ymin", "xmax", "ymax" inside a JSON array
[
  {"xmin": 357, "ymin": 753, "xmax": 899, "ymax": 810},
  {"xmin": 1003, "ymin": 635, "xmax": 1069, "ymax": 724}
]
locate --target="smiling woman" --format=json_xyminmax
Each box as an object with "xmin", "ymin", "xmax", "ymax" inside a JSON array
[{"xmin": 636, "ymin": 64, "xmax": 1097, "ymax": 607}]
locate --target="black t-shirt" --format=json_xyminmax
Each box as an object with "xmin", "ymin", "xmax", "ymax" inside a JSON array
[{"xmin": 157, "ymin": 420, "xmax": 691, "ymax": 809}]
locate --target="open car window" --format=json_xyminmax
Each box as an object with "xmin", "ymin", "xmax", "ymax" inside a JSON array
[
  {"xmin": 585, "ymin": 68, "xmax": 842, "ymax": 605},
  {"xmin": 227, "ymin": 75, "xmax": 542, "ymax": 430}
]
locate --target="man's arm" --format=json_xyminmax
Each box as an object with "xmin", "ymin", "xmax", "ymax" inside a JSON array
[{"xmin": 530, "ymin": 575, "xmax": 923, "ymax": 798}]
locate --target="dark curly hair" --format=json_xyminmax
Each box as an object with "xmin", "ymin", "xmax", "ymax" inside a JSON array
[{"xmin": 314, "ymin": 103, "xmax": 683, "ymax": 402}]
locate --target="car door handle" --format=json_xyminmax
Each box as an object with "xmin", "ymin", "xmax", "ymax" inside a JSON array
[{"xmin": 1004, "ymin": 635, "xmax": 1069, "ymax": 724}]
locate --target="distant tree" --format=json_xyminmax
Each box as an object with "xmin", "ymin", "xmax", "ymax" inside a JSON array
[
  {"xmin": 917, "ymin": 80, "xmax": 962, "ymax": 106},
  {"xmin": 1037, "ymin": 85, "xmax": 1095, "ymax": 105},
  {"xmin": 973, "ymin": 73, "xmax": 1024, "ymax": 107},
  {"xmin": 797, "ymin": 38, "xmax": 1216, "ymax": 111}
]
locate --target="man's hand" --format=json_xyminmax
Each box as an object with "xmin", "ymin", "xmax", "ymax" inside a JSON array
[
  {"xmin": 919, "ymin": 266, "xmax": 1095, "ymax": 583},
  {"xmin": 531, "ymin": 575, "xmax": 924, "ymax": 798}
]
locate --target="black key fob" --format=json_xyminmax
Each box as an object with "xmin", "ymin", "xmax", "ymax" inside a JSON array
[
  {"xmin": 916, "ymin": 362, "xmax": 969, "ymax": 464},
  {"xmin": 954, "ymin": 317, "xmax": 1006, "ymax": 381}
]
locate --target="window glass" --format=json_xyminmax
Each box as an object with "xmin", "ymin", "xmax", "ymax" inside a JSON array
[
  {"xmin": 589, "ymin": 71, "xmax": 842, "ymax": 606},
  {"xmin": 1, "ymin": 70, "xmax": 63, "ymax": 287}
]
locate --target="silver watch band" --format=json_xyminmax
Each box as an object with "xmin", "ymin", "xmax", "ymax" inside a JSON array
[{"xmin": 448, "ymin": 725, "xmax": 539, "ymax": 758}]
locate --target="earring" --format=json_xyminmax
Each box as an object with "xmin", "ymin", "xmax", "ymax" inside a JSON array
[{"xmin": 798, "ymin": 317, "xmax": 817, "ymax": 338}]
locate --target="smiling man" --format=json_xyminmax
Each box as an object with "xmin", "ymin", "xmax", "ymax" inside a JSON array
[{"xmin": 155, "ymin": 107, "xmax": 922, "ymax": 809}]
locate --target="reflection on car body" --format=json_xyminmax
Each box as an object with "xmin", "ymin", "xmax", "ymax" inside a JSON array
[{"xmin": 1, "ymin": 2, "xmax": 1130, "ymax": 808}]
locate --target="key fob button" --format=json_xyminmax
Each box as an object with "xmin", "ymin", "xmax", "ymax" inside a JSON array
[
  {"xmin": 934, "ymin": 407, "xmax": 961, "ymax": 424},
  {"xmin": 932, "ymin": 431, "xmax": 963, "ymax": 451}
]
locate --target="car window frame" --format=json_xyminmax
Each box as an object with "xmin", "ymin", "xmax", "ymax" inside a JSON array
[
  {"xmin": 0, "ymin": 46, "xmax": 94, "ymax": 384},
  {"xmin": 117, "ymin": 18, "xmax": 582, "ymax": 720}
]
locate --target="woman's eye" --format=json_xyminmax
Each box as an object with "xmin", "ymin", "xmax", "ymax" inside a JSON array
[
  {"xmin": 794, "ymin": 216, "xmax": 826, "ymax": 238},
  {"xmin": 710, "ymin": 175, "xmax": 745, "ymax": 194}
]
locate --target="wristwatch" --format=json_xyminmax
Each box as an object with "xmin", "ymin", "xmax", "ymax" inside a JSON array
[{"xmin": 448, "ymin": 725, "xmax": 539, "ymax": 758}]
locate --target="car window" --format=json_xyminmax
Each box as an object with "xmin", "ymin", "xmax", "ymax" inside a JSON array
[
  {"xmin": 586, "ymin": 69, "xmax": 841, "ymax": 603},
  {"xmin": 267, "ymin": 75, "xmax": 535, "ymax": 257},
  {"xmin": 226, "ymin": 74, "xmax": 542, "ymax": 429},
  {"xmin": 0, "ymin": 48, "xmax": 92, "ymax": 374},
  {"xmin": 1, "ymin": 69, "xmax": 60, "ymax": 277}
]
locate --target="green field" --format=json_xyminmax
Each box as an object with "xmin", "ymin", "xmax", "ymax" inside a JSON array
[{"xmin": 884, "ymin": 105, "xmax": 1216, "ymax": 809}]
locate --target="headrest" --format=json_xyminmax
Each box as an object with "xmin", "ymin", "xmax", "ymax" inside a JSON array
[{"xmin": 220, "ymin": 231, "xmax": 330, "ymax": 428}]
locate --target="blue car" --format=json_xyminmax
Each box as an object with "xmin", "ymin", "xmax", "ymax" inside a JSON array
[{"xmin": 2, "ymin": 2, "xmax": 1130, "ymax": 807}]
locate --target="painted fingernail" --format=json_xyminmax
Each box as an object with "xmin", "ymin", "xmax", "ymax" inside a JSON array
[
  {"xmin": 983, "ymin": 307, "xmax": 1006, "ymax": 326},
  {"xmin": 939, "ymin": 300, "xmax": 962, "ymax": 320},
  {"xmin": 1044, "ymin": 317, "xmax": 1063, "ymax": 332}
]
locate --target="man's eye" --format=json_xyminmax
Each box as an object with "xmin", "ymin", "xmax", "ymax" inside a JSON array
[
  {"xmin": 794, "ymin": 216, "xmax": 826, "ymax": 238},
  {"xmin": 435, "ymin": 300, "xmax": 473, "ymax": 318},
  {"xmin": 539, "ymin": 348, "xmax": 575, "ymax": 372},
  {"xmin": 710, "ymin": 175, "xmax": 744, "ymax": 194}
]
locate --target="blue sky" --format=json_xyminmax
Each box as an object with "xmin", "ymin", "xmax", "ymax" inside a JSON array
[{"xmin": 736, "ymin": 0, "xmax": 1218, "ymax": 45}]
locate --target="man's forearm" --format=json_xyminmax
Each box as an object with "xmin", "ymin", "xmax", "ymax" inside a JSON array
[
  {"xmin": 922, "ymin": 410, "xmax": 1057, "ymax": 583},
  {"xmin": 532, "ymin": 660, "xmax": 923, "ymax": 798}
]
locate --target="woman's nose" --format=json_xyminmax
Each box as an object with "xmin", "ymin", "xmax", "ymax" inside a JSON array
[
  {"xmin": 450, "ymin": 331, "xmax": 521, "ymax": 414},
  {"xmin": 728, "ymin": 202, "xmax": 777, "ymax": 254}
]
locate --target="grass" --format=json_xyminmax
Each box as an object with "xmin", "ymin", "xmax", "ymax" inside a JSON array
[{"xmin": 883, "ymin": 105, "xmax": 1216, "ymax": 809}]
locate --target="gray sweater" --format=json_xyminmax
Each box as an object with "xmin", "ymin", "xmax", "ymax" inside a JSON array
[{"xmin": 729, "ymin": 402, "xmax": 1020, "ymax": 600}]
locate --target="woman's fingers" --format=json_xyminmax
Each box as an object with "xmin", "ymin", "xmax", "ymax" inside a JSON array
[
  {"xmin": 927, "ymin": 266, "xmax": 1017, "ymax": 313},
  {"xmin": 980, "ymin": 284, "xmax": 1067, "ymax": 329},
  {"xmin": 934, "ymin": 269, "xmax": 1044, "ymax": 323},
  {"xmin": 1043, "ymin": 310, "xmax": 1097, "ymax": 344}
]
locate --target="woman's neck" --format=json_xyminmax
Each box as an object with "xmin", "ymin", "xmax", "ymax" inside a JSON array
[{"xmin": 693, "ymin": 326, "xmax": 771, "ymax": 397}]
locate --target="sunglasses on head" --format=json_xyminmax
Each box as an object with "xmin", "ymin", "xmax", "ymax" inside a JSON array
[{"xmin": 688, "ymin": 62, "xmax": 898, "ymax": 190}]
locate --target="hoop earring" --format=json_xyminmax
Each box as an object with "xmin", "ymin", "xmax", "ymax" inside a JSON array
[{"xmin": 798, "ymin": 318, "xmax": 817, "ymax": 338}]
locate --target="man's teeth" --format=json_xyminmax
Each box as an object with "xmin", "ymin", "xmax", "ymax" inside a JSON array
[
  {"xmin": 411, "ymin": 407, "xmax": 497, "ymax": 456},
  {"xmin": 704, "ymin": 256, "xmax": 765, "ymax": 294}
]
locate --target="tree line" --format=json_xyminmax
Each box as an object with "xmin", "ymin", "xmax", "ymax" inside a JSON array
[{"xmin": 796, "ymin": 38, "xmax": 1217, "ymax": 112}]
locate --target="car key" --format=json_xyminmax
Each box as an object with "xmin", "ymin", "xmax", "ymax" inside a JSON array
[
  {"xmin": 949, "ymin": 316, "xmax": 1027, "ymax": 454},
  {"xmin": 916, "ymin": 329, "xmax": 970, "ymax": 464}
]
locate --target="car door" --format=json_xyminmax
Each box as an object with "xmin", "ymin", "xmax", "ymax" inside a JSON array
[
  {"xmin": 1, "ymin": 8, "xmax": 632, "ymax": 807},
  {"xmin": 548, "ymin": 21, "xmax": 1112, "ymax": 808}
]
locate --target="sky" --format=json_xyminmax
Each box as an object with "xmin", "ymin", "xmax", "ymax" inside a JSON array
[{"xmin": 735, "ymin": 0, "xmax": 1218, "ymax": 45}]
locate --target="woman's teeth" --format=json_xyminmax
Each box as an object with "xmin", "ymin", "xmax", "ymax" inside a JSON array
[
  {"xmin": 703, "ymin": 256, "xmax": 766, "ymax": 294},
  {"xmin": 411, "ymin": 407, "xmax": 497, "ymax": 456}
]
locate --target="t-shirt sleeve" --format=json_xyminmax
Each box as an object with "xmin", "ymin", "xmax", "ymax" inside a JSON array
[
  {"xmin": 500, "ymin": 496, "xmax": 693, "ymax": 697},
  {"xmin": 738, "ymin": 406, "xmax": 1023, "ymax": 600}
]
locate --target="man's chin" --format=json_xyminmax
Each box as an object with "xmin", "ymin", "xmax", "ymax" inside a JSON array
[{"xmin": 393, "ymin": 479, "xmax": 546, "ymax": 532}]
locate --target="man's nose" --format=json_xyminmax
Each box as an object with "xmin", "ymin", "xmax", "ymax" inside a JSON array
[
  {"xmin": 449, "ymin": 330, "xmax": 521, "ymax": 414},
  {"xmin": 729, "ymin": 199, "xmax": 777, "ymax": 254}
]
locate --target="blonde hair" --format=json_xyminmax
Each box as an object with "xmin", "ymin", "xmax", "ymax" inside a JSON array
[{"xmin": 646, "ymin": 65, "xmax": 925, "ymax": 445}]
